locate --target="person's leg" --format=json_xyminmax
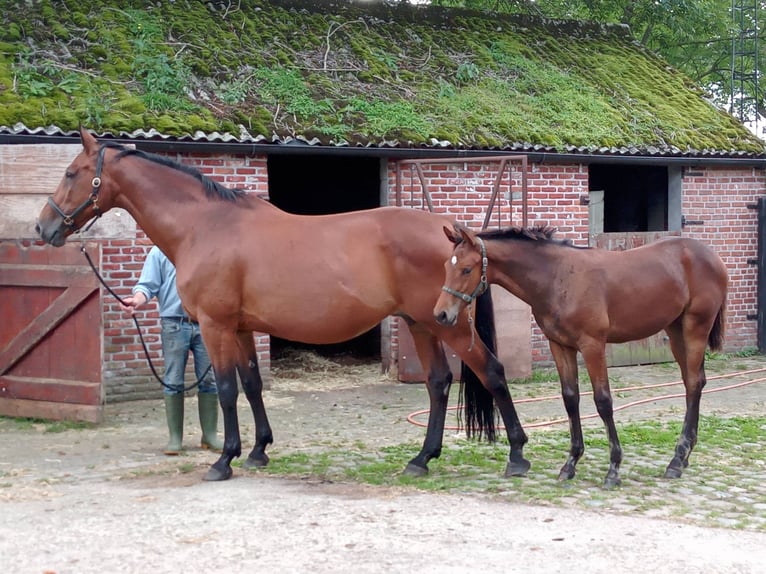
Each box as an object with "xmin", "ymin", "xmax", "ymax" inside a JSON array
[
  {"xmin": 191, "ymin": 323, "xmax": 223, "ymax": 451},
  {"xmin": 161, "ymin": 319, "xmax": 189, "ymax": 454}
]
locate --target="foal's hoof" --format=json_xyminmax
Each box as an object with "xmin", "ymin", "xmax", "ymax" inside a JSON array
[
  {"xmin": 557, "ymin": 465, "xmax": 576, "ymax": 482},
  {"xmin": 242, "ymin": 455, "xmax": 269, "ymax": 470},
  {"xmin": 603, "ymin": 474, "xmax": 622, "ymax": 489},
  {"xmin": 504, "ymin": 458, "xmax": 531, "ymax": 478},
  {"xmin": 664, "ymin": 457, "xmax": 687, "ymax": 479},
  {"xmin": 203, "ymin": 465, "xmax": 233, "ymax": 482},
  {"xmin": 403, "ymin": 462, "xmax": 428, "ymax": 477},
  {"xmin": 664, "ymin": 465, "xmax": 684, "ymax": 479}
]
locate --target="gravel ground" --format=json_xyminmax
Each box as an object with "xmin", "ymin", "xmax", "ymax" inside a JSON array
[{"xmin": 1, "ymin": 355, "xmax": 766, "ymax": 573}]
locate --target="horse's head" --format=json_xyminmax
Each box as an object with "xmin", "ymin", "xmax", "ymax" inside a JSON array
[
  {"xmin": 434, "ymin": 223, "xmax": 488, "ymax": 327},
  {"xmin": 36, "ymin": 127, "xmax": 117, "ymax": 247}
]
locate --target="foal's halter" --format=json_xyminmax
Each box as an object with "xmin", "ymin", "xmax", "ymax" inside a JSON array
[
  {"xmin": 47, "ymin": 145, "xmax": 106, "ymax": 233},
  {"xmin": 441, "ymin": 236, "xmax": 488, "ymax": 304}
]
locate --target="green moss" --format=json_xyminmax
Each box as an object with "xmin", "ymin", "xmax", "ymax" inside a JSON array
[{"xmin": 0, "ymin": 0, "xmax": 762, "ymax": 154}]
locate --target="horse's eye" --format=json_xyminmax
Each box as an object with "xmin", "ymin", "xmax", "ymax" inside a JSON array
[
  {"xmin": 65, "ymin": 170, "xmax": 75, "ymax": 179},
  {"xmin": 462, "ymin": 267, "xmax": 472, "ymax": 275}
]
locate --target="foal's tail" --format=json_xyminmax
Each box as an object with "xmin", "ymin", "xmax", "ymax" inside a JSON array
[
  {"xmin": 708, "ymin": 301, "xmax": 726, "ymax": 351},
  {"xmin": 459, "ymin": 288, "xmax": 498, "ymax": 443}
]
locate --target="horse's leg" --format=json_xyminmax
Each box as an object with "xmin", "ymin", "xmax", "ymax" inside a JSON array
[
  {"xmin": 451, "ymin": 332, "xmax": 531, "ymax": 478},
  {"xmin": 234, "ymin": 331, "xmax": 274, "ymax": 470},
  {"xmin": 200, "ymin": 327, "xmax": 242, "ymax": 482},
  {"xmin": 403, "ymin": 325, "xmax": 453, "ymax": 477},
  {"xmin": 549, "ymin": 341, "xmax": 584, "ymax": 482},
  {"xmin": 579, "ymin": 341, "xmax": 622, "ymax": 488},
  {"xmin": 664, "ymin": 320, "xmax": 707, "ymax": 479}
]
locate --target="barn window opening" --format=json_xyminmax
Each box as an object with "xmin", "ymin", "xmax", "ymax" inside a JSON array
[{"xmin": 589, "ymin": 164, "xmax": 670, "ymax": 232}]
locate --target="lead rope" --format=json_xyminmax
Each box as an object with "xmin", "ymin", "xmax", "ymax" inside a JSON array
[
  {"xmin": 79, "ymin": 242, "xmax": 209, "ymax": 392},
  {"xmin": 466, "ymin": 298, "xmax": 477, "ymax": 351}
]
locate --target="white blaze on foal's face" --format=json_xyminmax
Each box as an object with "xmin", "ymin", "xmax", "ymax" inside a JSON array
[{"xmin": 451, "ymin": 255, "xmax": 457, "ymax": 266}]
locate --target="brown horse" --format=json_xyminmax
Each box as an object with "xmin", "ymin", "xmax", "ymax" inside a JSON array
[
  {"xmin": 36, "ymin": 127, "xmax": 531, "ymax": 482},
  {"xmin": 434, "ymin": 223, "xmax": 728, "ymax": 488}
]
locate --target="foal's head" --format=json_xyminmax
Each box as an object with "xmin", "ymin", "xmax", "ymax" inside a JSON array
[
  {"xmin": 434, "ymin": 223, "xmax": 559, "ymax": 326},
  {"xmin": 433, "ymin": 224, "xmax": 487, "ymax": 327}
]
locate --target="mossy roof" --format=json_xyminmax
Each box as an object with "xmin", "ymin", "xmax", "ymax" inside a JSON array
[{"xmin": 2, "ymin": 0, "xmax": 764, "ymax": 157}]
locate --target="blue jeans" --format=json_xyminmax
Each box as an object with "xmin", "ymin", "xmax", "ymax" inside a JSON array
[{"xmin": 160, "ymin": 318, "xmax": 217, "ymax": 396}]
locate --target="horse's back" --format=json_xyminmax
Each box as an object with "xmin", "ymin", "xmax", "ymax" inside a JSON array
[
  {"xmin": 559, "ymin": 236, "xmax": 727, "ymax": 344},
  {"xmin": 653, "ymin": 236, "xmax": 728, "ymax": 292}
]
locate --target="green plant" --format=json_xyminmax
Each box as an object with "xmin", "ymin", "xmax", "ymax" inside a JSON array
[
  {"xmin": 345, "ymin": 98, "xmax": 432, "ymax": 138},
  {"xmin": 124, "ymin": 9, "xmax": 196, "ymax": 113},
  {"xmin": 12, "ymin": 56, "xmax": 55, "ymax": 98},
  {"xmin": 217, "ymin": 78, "xmax": 250, "ymax": 105},
  {"xmin": 455, "ymin": 61, "xmax": 480, "ymax": 84}
]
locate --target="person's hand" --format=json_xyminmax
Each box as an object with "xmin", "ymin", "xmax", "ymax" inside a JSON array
[{"xmin": 120, "ymin": 292, "xmax": 147, "ymax": 315}]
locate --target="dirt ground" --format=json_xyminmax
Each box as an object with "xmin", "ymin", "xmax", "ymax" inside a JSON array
[{"xmin": 2, "ymin": 353, "xmax": 766, "ymax": 574}]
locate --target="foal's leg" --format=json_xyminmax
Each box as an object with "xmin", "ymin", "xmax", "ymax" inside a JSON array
[
  {"xmin": 549, "ymin": 341, "xmax": 584, "ymax": 481},
  {"xmin": 403, "ymin": 325, "xmax": 454, "ymax": 477},
  {"xmin": 664, "ymin": 321, "xmax": 707, "ymax": 479},
  {"xmin": 235, "ymin": 331, "xmax": 274, "ymax": 470},
  {"xmin": 580, "ymin": 341, "xmax": 622, "ymax": 488}
]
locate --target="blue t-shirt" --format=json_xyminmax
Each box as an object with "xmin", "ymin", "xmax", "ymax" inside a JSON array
[{"xmin": 132, "ymin": 246, "xmax": 187, "ymax": 318}]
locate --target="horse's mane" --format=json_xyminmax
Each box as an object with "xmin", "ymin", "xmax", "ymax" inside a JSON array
[
  {"xmin": 477, "ymin": 225, "xmax": 582, "ymax": 248},
  {"xmin": 104, "ymin": 142, "xmax": 247, "ymax": 202}
]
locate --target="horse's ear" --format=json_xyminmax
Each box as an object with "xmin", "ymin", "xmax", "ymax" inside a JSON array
[
  {"xmin": 443, "ymin": 225, "xmax": 459, "ymax": 244},
  {"xmin": 457, "ymin": 225, "xmax": 476, "ymax": 248},
  {"xmin": 79, "ymin": 126, "xmax": 98, "ymax": 153}
]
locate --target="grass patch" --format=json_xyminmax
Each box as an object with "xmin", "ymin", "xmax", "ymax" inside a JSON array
[
  {"xmin": 251, "ymin": 415, "xmax": 766, "ymax": 531},
  {"xmin": 0, "ymin": 416, "xmax": 95, "ymax": 433}
]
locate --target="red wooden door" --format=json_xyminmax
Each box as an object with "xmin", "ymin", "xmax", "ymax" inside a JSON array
[{"xmin": 0, "ymin": 241, "xmax": 103, "ymax": 422}]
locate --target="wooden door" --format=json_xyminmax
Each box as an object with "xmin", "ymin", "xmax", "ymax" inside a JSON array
[{"xmin": 0, "ymin": 241, "xmax": 104, "ymax": 422}]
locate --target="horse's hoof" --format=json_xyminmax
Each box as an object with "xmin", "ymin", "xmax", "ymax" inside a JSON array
[
  {"xmin": 403, "ymin": 462, "xmax": 428, "ymax": 477},
  {"xmin": 242, "ymin": 455, "xmax": 269, "ymax": 470},
  {"xmin": 603, "ymin": 475, "xmax": 622, "ymax": 489},
  {"xmin": 664, "ymin": 465, "xmax": 683, "ymax": 479},
  {"xmin": 202, "ymin": 465, "xmax": 233, "ymax": 482},
  {"xmin": 504, "ymin": 458, "xmax": 531, "ymax": 478},
  {"xmin": 557, "ymin": 466, "xmax": 575, "ymax": 481}
]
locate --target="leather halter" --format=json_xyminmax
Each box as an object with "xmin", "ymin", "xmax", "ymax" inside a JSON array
[
  {"xmin": 46, "ymin": 145, "xmax": 106, "ymax": 232},
  {"xmin": 441, "ymin": 236, "xmax": 488, "ymax": 304}
]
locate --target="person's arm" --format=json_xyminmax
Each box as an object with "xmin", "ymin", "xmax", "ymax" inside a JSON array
[
  {"xmin": 119, "ymin": 291, "xmax": 148, "ymax": 315},
  {"xmin": 120, "ymin": 247, "xmax": 162, "ymax": 316}
]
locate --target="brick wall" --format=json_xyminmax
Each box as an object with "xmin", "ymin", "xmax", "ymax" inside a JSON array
[{"xmin": 679, "ymin": 166, "xmax": 764, "ymax": 351}]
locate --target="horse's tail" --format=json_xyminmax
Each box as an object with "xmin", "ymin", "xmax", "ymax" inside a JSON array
[
  {"xmin": 459, "ymin": 287, "xmax": 498, "ymax": 443},
  {"xmin": 708, "ymin": 300, "xmax": 726, "ymax": 351}
]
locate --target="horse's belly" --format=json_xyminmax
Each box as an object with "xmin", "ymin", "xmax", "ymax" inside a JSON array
[
  {"xmin": 606, "ymin": 307, "xmax": 679, "ymax": 344},
  {"xmin": 240, "ymin": 302, "xmax": 392, "ymax": 345}
]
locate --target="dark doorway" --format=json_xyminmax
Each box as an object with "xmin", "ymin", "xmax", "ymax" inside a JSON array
[
  {"xmin": 267, "ymin": 153, "xmax": 382, "ymax": 362},
  {"xmin": 589, "ymin": 164, "xmax": 669, "ymax": 232}
]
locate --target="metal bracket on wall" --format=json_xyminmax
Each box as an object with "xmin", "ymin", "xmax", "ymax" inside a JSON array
[{"xmin": 681, "ymin": 215, "xmax": 704, "ymax": 227}]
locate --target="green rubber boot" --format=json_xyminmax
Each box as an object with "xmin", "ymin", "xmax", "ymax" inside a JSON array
[
  {"xmin": 198, "ymin": 393, "xmax": 224, "ymax": 452},
  {"xmin": 163, "ymin": 393, "xmax": 184, "ymax": 455}
]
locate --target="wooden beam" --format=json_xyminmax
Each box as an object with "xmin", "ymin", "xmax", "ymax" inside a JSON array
[
  {"xmin": 0, "ymin": 375, "xmax": 103, "ymax": 404},
  {"xmin": 0, "ymin": 396, "xmax": 102, "ymax": 423}
]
